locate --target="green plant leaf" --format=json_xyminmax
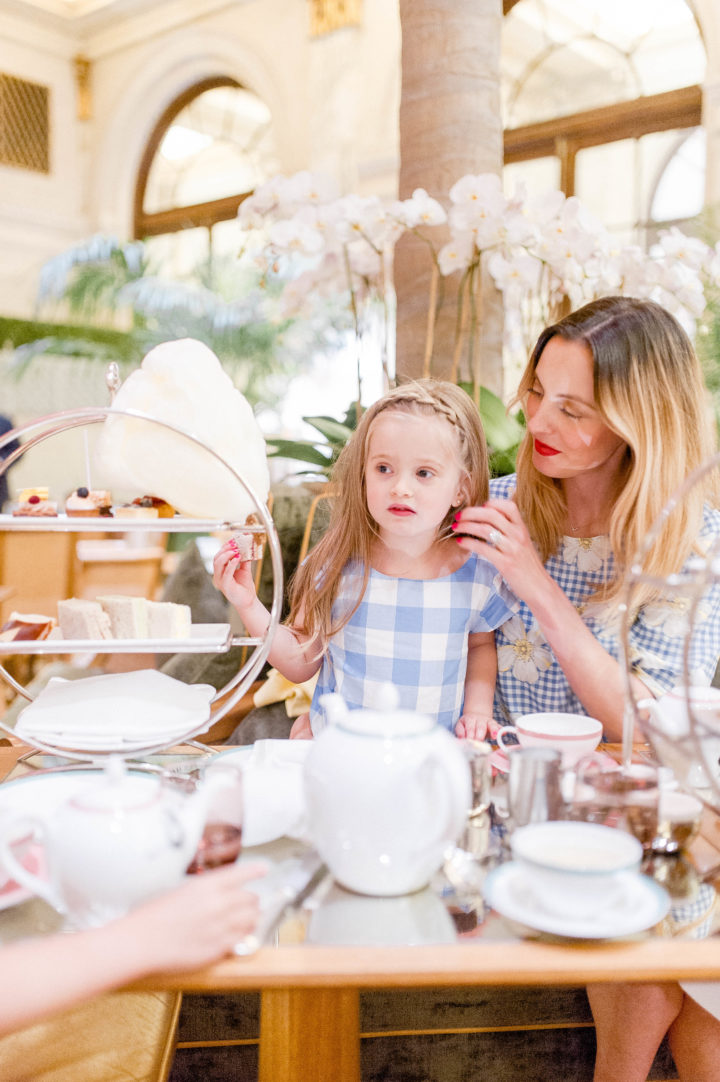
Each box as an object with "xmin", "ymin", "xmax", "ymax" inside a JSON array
[
  {"xmin": 266, "ymin": 439, "xmax": 334, "ymax": 467},
  {"xmin": 303, "ymin": 416, "xmax": 355, "ymax": 444},
  {"xmin": 458, "ymin": 382, "xmax": 525, "ymax": 452}
]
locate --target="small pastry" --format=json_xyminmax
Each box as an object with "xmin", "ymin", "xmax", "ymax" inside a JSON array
[
  {"xmin": 64, "ymin": 487, "xmax": 113, "ymax": 517},
  {"xmin": 114, "ymin": 504, "xmax": 159, "ymax": 519},
  {"xmin": 65, "ymin": 487, "xmax": 99, "ymax": 516},
  {"xmin": 18, "ymin": 487, "xmax": 49, "ymax": 503},
  {"xmin": 231, "ymin": 513, "xmax": 266, "ymax": 561},
  {"xmin": 13, "ymin": 490, "xmax": 58, "ymax": 516},
  {"xmin": 0, "ymin": 612, "xmax": 55, "ymax": 642},
  {"xmin": 131, "ymin": 495, "xmax": 175, "ymax": 518},
  {"xmin": 89, "ymin": 490, "xmax": 113, "ymax": 516}
]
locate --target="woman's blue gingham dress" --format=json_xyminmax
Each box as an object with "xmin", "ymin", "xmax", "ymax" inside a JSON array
[
  {"xmin": 490, "ymin": 474, "xmax": 720, "ymax": 724},
  {"xmin": 310, "ymin": 555, "xmax": 517, "ymax": 731}
]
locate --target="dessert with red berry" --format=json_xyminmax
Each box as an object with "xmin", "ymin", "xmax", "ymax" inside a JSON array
[{"xmin": 12, "ymin": 487, "xmax": 58, "ymax": 516}]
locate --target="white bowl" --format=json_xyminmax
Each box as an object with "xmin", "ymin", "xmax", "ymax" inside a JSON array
[{"xmin": 510, "ymin": 820, "xmax": 643, "ymax": 917}]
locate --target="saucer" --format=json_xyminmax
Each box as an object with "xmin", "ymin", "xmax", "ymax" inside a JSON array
[
  {"xmin": 490, "ymin": 748, "xmax": 510, "ymax": 773},
  {"xmin": 484, "ymin": 861, "xmax": 670, "ymax": 939}
]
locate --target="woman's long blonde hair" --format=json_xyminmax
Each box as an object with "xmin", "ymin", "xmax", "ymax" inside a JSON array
[
  {"xmin": 288, "ymin": 379, "xmax": 490, "ymax": 649},
  {"xmin": 514, "ymin": 295, "xmax": 719, "ymax": 604}
]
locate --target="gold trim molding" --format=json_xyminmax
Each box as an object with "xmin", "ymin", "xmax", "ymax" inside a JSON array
[
  {"xmin": 309, "ymin": 0, "xmax": 362, "ymax": 37},
  {"xmin": 74, "ymin": 55, "xmax": 92, "ymax": 121}
]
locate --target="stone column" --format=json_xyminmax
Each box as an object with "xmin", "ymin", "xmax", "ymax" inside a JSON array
[{"xmin": 395, "ymin": 0, "xmax": 504, "ymax": 393}]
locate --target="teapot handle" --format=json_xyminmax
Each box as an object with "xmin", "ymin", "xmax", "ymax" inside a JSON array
[
  {"xmin": 413, "ymin": 751, "xmax": 468, "ymax": 856},
  {"xmin": 0, "ymin": 816, "xmax": 65, "ymax": 914}
]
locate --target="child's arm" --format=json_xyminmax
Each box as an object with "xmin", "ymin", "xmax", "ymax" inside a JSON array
[
  {"xmin": 455, "ymin": 631, "xmax": 497, "ymax": 741},
  {"xmin": 213, "ymin": 541, "xmax": 322, "ymax": 684}
]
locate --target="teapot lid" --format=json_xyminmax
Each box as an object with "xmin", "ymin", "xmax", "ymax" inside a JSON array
[
  {"xmin": 70, "ymin": 757, "xmax": 161, "ymax": 812},
  {"xmin": 335, "ymin": 684, "xmax": 435, "ymax": 738}
]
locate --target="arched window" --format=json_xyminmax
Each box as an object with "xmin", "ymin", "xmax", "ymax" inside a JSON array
[
  {"xmin": 134, "ymin": 78, "xmax": 280, "ymax": 274},
  {"xmin": 502, "ymin": 0, "xmax": 705, "ymax": 242}
]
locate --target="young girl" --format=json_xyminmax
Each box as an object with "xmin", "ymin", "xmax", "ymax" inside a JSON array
[{"xmin": 213, "ymin": 380, "xmax": 517, "ymax": 740}]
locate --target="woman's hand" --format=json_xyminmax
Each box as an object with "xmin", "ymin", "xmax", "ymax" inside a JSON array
[
  {"xmin": 454, "ymin": 498, "xmax": 550, "ymax": 608},
  {"xmin": 113, "ymin": 861, "xmax": 267, "ymax": 974},
  {"xmin": 212, "ymin": 539, "xmax": 257, "ymax": 612}
]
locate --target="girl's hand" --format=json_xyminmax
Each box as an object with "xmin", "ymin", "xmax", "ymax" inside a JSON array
[
  {"xmin": 212, "ymin": 539, "xmax": 257, "ymax": 612},
  {"xmin": 454, "ymin": 498, "xmax": 551, "ymax": 609},
  {"xmin": 455, "ymin": 713, "xmax": 494, "ymax": 741},
  {"xmin": 289, "ymin": 712, "xmax": 313, "ymax": 740}
]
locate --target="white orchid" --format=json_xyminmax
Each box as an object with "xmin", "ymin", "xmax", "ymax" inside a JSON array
[
  {"xmin": 438, "ymin": 234, "xmax": 475, "ymax": 275},
  {"xmin": 396, "ymin": 188, "xmax": 447, "ymax": 229},
  {"xmin": 236, "ymin": 168, "xmax": 715, "ymax": 391}
]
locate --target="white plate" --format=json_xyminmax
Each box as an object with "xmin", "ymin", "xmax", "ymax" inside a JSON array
[
  {"xmin": 0, "ymin": 623, "xmax": 232, "ymax": 655},
  {"xmin": 0, "ymin": 770, "xmax": 158, "ymax": 817},
  {"xmin": 213, "ymin": 741, "xmax": 312, "ymax": 769},
  {"xmin": 484, "ymin": 861, "xmax": 670, "ymax": 939},
  {"xmin": 15, "ymin": 670, "xmax": 215, "ymax": 753}
]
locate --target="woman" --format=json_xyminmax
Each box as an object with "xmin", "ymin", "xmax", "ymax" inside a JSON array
[{"xmin": 455, "ymin": 295, "xmax": 720, "ymax": 1082}]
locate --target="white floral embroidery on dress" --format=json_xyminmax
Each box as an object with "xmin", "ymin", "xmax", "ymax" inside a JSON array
[
  {"xmin": 562, "ymin": 534, "xmax": 611, "ymax": 573},
  {"xmin": 642, "ymin": 595, "xmax": 711, "ymax": 637},
  {"xmin": 498, "ymin": 615, "xmax": 553, "ymax": 684}
]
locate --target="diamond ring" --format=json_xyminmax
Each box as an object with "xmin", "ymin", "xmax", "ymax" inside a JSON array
[{"xmin": 488, "ymin": 528, "xmax": 502, "ymax": 547}]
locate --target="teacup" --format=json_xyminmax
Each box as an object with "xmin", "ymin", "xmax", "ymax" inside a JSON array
[
  {"xmin": 497, "ymin": 712, "xmax": 603, "ymax": 768},
  {"xmin": 511, "ymin": 820, "xmax": 642, "ymax": 917}
]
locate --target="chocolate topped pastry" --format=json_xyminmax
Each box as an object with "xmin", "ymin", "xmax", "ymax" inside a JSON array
[{"xmin": 131, "ymin": 495, "xmax": 175, "ymax": 518}]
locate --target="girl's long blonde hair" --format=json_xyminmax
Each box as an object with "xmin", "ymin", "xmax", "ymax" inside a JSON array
[
  {"xmin": 514, "ymin": 295, "xmax": 719, "ymax": 604},
  {"xmin": 288, "ymin": 379, "xmax": 490, "ymax": 649}
]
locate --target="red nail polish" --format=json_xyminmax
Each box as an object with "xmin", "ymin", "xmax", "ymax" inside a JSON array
[{"xmin": 450, "ymin": 522, "xmax": 457, "ymax": 531}]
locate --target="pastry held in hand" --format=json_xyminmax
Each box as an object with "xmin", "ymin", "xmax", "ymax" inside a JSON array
[
  {"xmin": 95, "ymin": 338, "xmax": 270, "ymax": 521},
  {"xmin": 231, "ymin": 514, "xmax": 266, "ymax": 561}
]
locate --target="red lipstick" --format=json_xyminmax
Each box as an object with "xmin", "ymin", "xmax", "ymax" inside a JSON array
[{"xmin": 534, "ymin": 439, "xmax": 560, "ymax": 457}]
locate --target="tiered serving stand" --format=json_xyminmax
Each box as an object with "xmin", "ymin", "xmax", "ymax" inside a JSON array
[
  {"xmin": 621, "ymin": 450, "xmax": 720, "ymax": 809},
  {"xmin": 0, "ymin": 403, "xmax": 283, "ymax": 766}
]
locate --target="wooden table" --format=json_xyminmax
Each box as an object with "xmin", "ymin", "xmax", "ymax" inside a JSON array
[{"xmin": 3, "ymin": 742, "xmax": 720, "ymax": 1082}]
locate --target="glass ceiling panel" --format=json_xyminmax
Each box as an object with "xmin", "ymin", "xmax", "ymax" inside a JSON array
[
  {"xmin": 144, "ymin": 86, "xmax": 281, "ymax": 214},
  {"xmin": 503, "ymin": 0, "xmax": 704, "ymax": 128}
]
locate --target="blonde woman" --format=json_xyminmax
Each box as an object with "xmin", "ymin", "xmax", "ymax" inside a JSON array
[
  {"xmin": 214, "ymin": 380, "xmax": 517, "ymax": 739},
  {"xmin": 456, "ymin": 295, "xmax": 720, "ymax": 1082},
  {"xmin": 456, "ymin": 294, "xmax": 720, "ymax": 741}
]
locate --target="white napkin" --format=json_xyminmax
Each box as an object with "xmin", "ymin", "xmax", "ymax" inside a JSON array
[
  {"xmin": 212, "ymin": 740, "xmax": 311, "ymax": 847},
  {"xmin": 16, "ymin": 670, "xmax": 215, "ymax": 748}
]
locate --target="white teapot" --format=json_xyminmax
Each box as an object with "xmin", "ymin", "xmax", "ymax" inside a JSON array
[
  {"xmin": 638, "ymin": 685, "xmax": 720, "ymax": 791},
  {"xmin": 304, "ymin": 689, "xmax": 471, "ymax": 896},
  {"xmin": 0, "ymin": 760, "xmax": 219, "ymax": 927}
]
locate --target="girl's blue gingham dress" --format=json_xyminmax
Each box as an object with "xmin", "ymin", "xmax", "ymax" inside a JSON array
[
  {"xmin": 490, "ymin": 474, "xmax": 720, "ymax": 724},
  {"xmin": 310, "ymin": 554, "xmax": 517, "ymax": 731}
]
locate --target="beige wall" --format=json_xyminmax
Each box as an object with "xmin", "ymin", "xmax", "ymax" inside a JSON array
[{"xmin": 0, "ymin": 0, "xmax": 400, "ymax": 318}]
